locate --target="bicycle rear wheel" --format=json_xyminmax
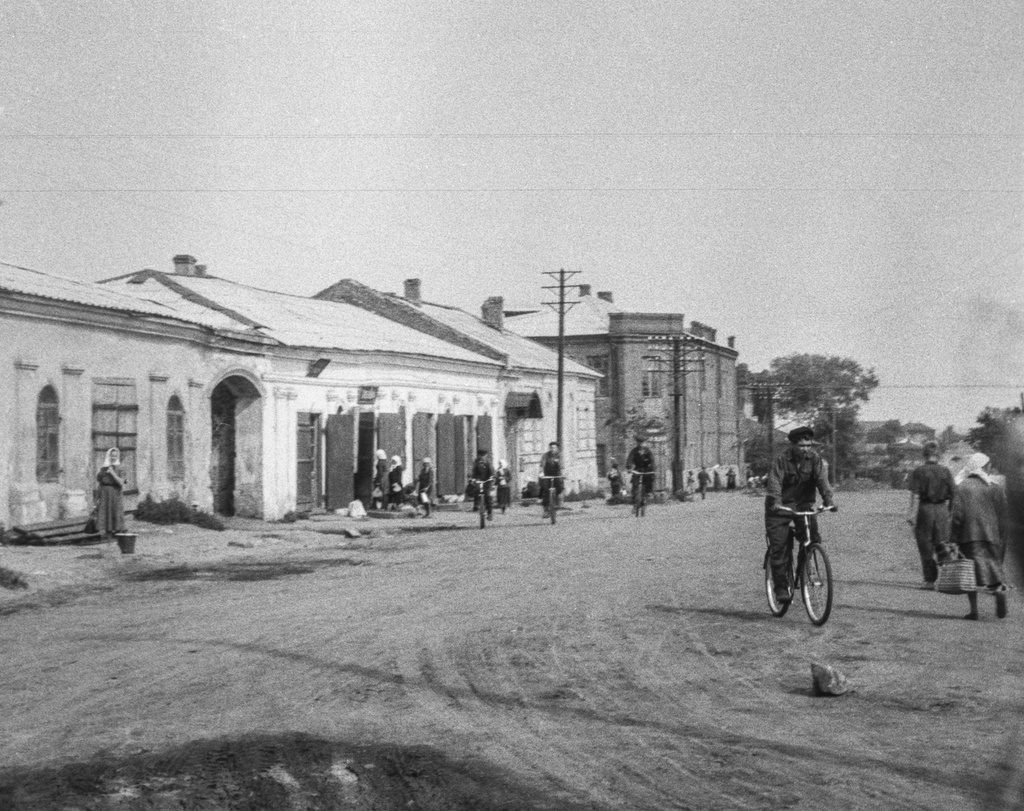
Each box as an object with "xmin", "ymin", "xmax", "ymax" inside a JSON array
[
  {"xmin": 801, "ymin": 544, "xmax": 833, "ymax": 626},
  {"xmin": 764, "ymin": 546, "xmax": 793, "ymax": 617},
  {"xmin": 549, "ymin": 489, "xmax": 556, "ymax": 524},
  {"xmin": 478, "ymin": 496, "xmax": 486, "ymax": 529}
]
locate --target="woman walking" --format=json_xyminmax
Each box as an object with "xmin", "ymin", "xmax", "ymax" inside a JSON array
[
  {"xmin": 387, "ymin": 455, "xmax": 405, "ymax": 511},
  {"xmin": 951, "ymin": 452, "xmax": 1009, "ymax": 620},
  {"xmin": 372, "ymin": 449, "xmax": 388, "ymax": 510},
  {"xmin": 96, "ymin": 447, "xmax": 126, "ymax": 541}
]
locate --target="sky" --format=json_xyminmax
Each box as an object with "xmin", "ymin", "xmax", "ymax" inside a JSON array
[{"xmin": 2, "ymin": 1, "xmax": 1021, "ymax": 431}]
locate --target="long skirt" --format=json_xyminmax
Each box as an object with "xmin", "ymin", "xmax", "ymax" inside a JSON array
[
  {"xmin": 959, "ymin": 540, "xmax": 1005, "ymax": 588},
  {"xmin": 97, "ymin": 484, "xmax": 125, "ymax": 536}
]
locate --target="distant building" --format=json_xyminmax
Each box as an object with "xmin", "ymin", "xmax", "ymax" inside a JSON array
[{"xmin": 505, "ymin": 286, "xmax": 742, "ymax": 491}]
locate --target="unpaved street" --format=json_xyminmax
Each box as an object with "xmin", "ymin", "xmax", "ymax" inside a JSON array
[{"xmin": 1, "ymin": 489, "xmax": 1022, "ymax": 809}]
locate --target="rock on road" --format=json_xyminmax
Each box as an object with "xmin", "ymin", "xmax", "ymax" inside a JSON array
[{"xmin": 1, "ymin": 489, "xmax": 1022, "ymax": 809}]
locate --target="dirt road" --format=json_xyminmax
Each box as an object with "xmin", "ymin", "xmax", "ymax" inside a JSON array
[{"xmin": 1, "ymin": 489, "xmax": 1022, "ymax": 809}]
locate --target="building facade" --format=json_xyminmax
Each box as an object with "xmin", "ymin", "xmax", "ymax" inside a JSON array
[
  {"xmin": 506, "ymin": 287, "xmax": 743, "ymax": 492},
  {"xmin": 2, "ymin": 257, "xmax": 599, "ymax": 528}
]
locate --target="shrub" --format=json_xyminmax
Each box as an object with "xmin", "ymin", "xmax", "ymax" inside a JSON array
[{"xmin": 135, "ymin": 495, "xmax": 225, "ymax": 531}]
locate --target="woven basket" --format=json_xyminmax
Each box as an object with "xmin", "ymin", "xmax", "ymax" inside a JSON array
[{"xmin": 936, "ymin": 558, "xmax": 977, "ymax": 594}]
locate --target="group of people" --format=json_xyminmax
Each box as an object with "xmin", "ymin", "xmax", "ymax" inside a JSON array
[
  {"xmin": 604, "ymin": 437, "xmax": 742, "ymax": 504},
  {"xmin": 371, "ymin": 452, "xmax": 436, "ymax": 517},
  {"xmin": 908, "ymin": 441, "xmax": 1009, "ymax": 620}
]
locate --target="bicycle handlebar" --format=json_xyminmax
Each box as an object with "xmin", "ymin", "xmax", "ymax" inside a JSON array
[
  {"xmin": 469, "ymin": 478, "xmax": 494, "ymax": 485},
  {"xmin": 628, "ymin": 470, "xmax": 655, "ymax": 476},
  {"xmin": 539, "ymin": 475, "xmax": 564, "ymax": 480},
  {"xmin": 775, "ymin": 505, "xmax": 837, "ymax": 516}
]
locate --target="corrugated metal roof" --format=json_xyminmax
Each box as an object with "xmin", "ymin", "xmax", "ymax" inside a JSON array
[
  {"xmin": 105, "ymin": 273, "xmax": 498, "ymax": 364},
  {"xmin": 505, "ymin": 293, "xmax": 619, "ymax": 337},
  {"xmin": 0, "ymin": 261, "xmax": 220, "ymax": 328},
  {"xmin": 419, "ymin": 301, "xmax": 599, "ymax": 377}
]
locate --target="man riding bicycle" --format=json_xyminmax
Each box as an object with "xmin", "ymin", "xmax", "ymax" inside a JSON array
[
  {"xmin": 626, "ymin": 434, "xmax": 656, "ymax": 504},
  {"xmin": 765, "ymin": 426, "xmax": 836, "ymax": 604},
  {"xmin": 469, "ymin": 449, "xmax": 495, "ymax": 520},
  {"xmin": 539, "ymin": 442, "xmax": 563, "ymax": 516}
]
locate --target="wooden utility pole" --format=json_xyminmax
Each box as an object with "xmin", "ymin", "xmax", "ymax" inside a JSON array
[{"xmin": 542, "ymin": 269, "xmax": 580, "ymax": 449}]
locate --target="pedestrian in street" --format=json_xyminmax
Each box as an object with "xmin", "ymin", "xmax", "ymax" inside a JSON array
[
  {"xmin": 697, "ymin": 467, "xmax": 711, "ymax": 500},
  {"xmin": 906, "ymin": 440, "xmax": 956, "ymax": 589},
  {"xmin": 539, "ymin": 442, "xmax": 563, "ymax": 517},
  {"xmin": 495, "ymin": 459, "xmax": 512, "ymax": 513},
  {"xmin": 951, "ymin": 452, "xmax": 1009, "ymax": 620},
  {"xmin": 387, "ymin": 455, "xmax": 405, "ymax": 510},
  {"xmin": 416, "ymin": 457, "xmax": 433, "ymax": 518},
  {"xmin": 606, "ymin": 460, "xmax": 623, "ymax": 500},
  {"xmin": 96, "ymin": 447, "xmax": 127, "ymax": 541},
  {"xmin": 372, "ymin": 449, "xmax": 388, "ymax": 510}
]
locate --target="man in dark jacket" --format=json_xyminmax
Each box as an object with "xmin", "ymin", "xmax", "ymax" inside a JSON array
[
  {"xmin": 539, "ymin": 442, "xmax": 563, "ymax": 515},
  {"xmin": 626, "ymin": 435, "xmax": 656, "ymax": 503},
  {"xmin": 470, "ymin": 449, "xmax": 495, "ymax": 520},
  {"xmin": 765, "ymin": 427, "xmax": 836, "ymax": 605},
  {"xmin": 906, "ymin": 440, "xmax": 955, "ymax": 589}
]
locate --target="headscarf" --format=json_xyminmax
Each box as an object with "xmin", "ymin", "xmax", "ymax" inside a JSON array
[
  {"xmin": 103, "ymin": 448, "xmax": 120, "ymax": 468},
  {"xmin": 422, "ymin": 457, "xmax": 432, "ymax": 466},
  {"xmin": 498, "ymin": 459, "xmax": 508, "ymax": 469},
  {"xmin": 391, "ymin": 455, "xmax": 402, "ymax": 469},
  {"xmin": 375, "ymin": 449, "xmax": 387, "ymax": 461},
  {"xmin": 956, "ymin": 452, "xmax": 992, "ymax": 485}
]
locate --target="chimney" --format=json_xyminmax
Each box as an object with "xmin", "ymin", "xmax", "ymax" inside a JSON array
[
  {"xmin": 194, "ymin": 264, "xmax": 207, "ymax": 276},
  {"xmin": 172, "ymin": 254, "xmax": 198, "ymax": 276},
  {"xmin": 597, "ymin": 291, "xmax": 613, "ymax": 303},
  {"xmin": 404, "ymin": 278, "xmax": 422, "ymax": 305},
  {"xmin": 727, "ymin": 335, "xmax": 736, "ymax": 349},
  {"xmin": 481, "ymin": 296, "xmax": 504, "ymax": 330},
  {"xmin": 578, "ymin": 284, "xmax": 592, "ymax": 296}
]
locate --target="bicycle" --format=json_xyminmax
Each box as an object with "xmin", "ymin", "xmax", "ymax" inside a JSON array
[
  {"xmin": 764, "ymin": 505, "xmax": 837, "ymax": 626},
  {"xmin": 539, "ymin": 475, "xmax": 563, "ymax": 525},
  {"xmin": 629, "ymin": 470, "xmax": 655, "ymax": 517},
  {"xmin": 468, "ymin": 478, "xmax": 494, "ymax": 529}
]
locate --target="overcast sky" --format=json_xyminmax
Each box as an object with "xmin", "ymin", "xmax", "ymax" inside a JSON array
[{"xmin": 2, "ymin": 1, "xmax": 1021, "ymax": 430}]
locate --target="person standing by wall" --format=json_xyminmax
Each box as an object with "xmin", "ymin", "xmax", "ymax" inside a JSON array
[
  {"xmin": 416, "ymin": 457, "xmax": 433, "ymax": 518},
  {"xmin": 96, "ymin": 447, "xmax": 126, "ymax": 541},
  {"xmin": 952, "ymin": 452, "xmax": 1009, "ymax": 620},
  {"xmin": 606, "ymin": 460, "xmax": 623, "ymax": 500},
  {"xmin": 495, "ymin": 459, "xmax": 512, "ymax": 513},
  {"xmin": 387, "ymin": 455, "xmax": 405, "ymax": 511},
  {"xmin": 906, "ymin": 440, "xmax": 956, "ymax": 589},
  {"xmin": 372, "ymin": 449, "xmax": 388, "ymax": 510}
]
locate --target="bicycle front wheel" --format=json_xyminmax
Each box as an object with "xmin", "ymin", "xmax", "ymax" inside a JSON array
[
  {"xmin": 478, "ymin": 498, "xmax": 486, "ymax": 529},
  {"xmin": 549, "ymin": 489, "xmax": 557, "ymax": 524},
  {"xmin": 801, "ymin": 544, "xmax": 833, "ymax": 626},
  {"xmin": 764, "ymin": 547, "xmax": 793, "ymax": 617}
]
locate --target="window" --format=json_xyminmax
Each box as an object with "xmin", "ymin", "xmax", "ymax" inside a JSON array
[
  {"xmin": 36, "ymin": 386, "xmax": 60, "ymax": 482},
  {"xmin": 167, "ymin": 395, "xmax": 185, "ymax": 481},
  {"xmin": 92, "ymin": 381, "xmax": 138, "ymax": 491},
  {"xmin": 586, "ymin": 355, "xmax": 610, "ymax": 397},
  {"xmin": 642, "ymin": 365, "xmax": 662, "ymax": 399}
]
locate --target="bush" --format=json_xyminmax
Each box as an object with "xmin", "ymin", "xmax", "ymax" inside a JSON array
[{"xmin": 135, "ymin": 495, "xmax": 225, "ymax": 531}]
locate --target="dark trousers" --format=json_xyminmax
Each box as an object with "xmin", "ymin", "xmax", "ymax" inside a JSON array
[
  {"xmin": 915, "ymin": 503, "xmax": 951, "ymax": 583},
  {"xmin": 474, "ymin": 485, "xmax": 493, "ymax": 516},
  {"xmin": 540, "ymin": 478, "xmax": 562, "ymax": 509},
  {"xmin": 765, "ymin": 506, "xmax": 820, "ymax": 589}
]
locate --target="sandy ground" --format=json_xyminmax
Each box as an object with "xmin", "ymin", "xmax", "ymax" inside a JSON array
[{"xmin": 1, "ymin": 489, "xmax": 1022, "ymax": 810}]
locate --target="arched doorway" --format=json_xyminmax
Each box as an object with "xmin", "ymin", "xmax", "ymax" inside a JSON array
[{"xmin": 210, "ymin": 376, "xmax": 263, "ymax": 517}]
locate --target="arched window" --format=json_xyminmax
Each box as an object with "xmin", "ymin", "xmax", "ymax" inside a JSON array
[
  {"xmin": 167, "ymin": 395, "xmax": 185, "ymax": 481},
  {"xmin": 36, "ymin": 386, "xmax": 60, "ymax": 482}
]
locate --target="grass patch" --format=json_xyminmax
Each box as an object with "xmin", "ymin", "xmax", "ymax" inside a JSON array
[{"xmin": 135, "ymin": 496, "xmax": 225, "ymax": 531}]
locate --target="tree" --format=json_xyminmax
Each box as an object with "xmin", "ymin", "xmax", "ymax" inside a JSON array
[
  {"xmin": 968, "ymin": 406, "xmax": 1023, "ymax": 473},
  {"xmin": 764, "ymin": 354, "xmax": 880, "ymax": 480}
]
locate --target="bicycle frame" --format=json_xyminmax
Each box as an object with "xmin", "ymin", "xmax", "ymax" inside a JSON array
[
  {"xmin": 539, "ymin": 475, "xmax": 564, "ymax": 524},
  {"xmin": 469, "ymin": 478, "xmax": 494, "ymax": 528},
  {"xmin": 765, "ymin": 506, "xmax": 834, "ymax": 626},
  {"xmin": 630, "ymin": 471, "xmax": 655, "ymax": 517}
]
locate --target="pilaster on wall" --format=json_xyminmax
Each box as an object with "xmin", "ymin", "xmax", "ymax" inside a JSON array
[
  {"xmin": 11, "ymin": 360, "xmax": 47, "ymax": 524},
  {"xmin": 187, "ymin": 379, "xmax": 210, "ymax": 511},
  {"xmin": 148, "ymin": 374, "xmax": 170, "ymax": 500},
  {"xmin": 268, "ymin": 386, "xmax": 298, "ymax": 520},
  {"xmin": 60, "ymin": 366, "xmax": 87, "ymax": 493}
]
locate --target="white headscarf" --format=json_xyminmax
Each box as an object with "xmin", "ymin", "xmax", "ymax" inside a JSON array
[
  {"xmin": 103, "ymin": 448, "xmax": 120, "ymax": 468},
  {"xmin": 956, "ymin": 452, "xmax": 992, "ymax": 485},
  {"xmin": 391, "ymin": 455, "xmax": 402, "ymax": 468},
  {"xmin": 375, "ymin": 449, "xmax": 387, "ymax": 461}
]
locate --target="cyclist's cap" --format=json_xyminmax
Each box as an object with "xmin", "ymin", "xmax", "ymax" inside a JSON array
[
  {"xmin": 476, "ymin": 448, "xmax": 489, "ymax": 456},
  {"xmin": 635, "ymin": 434, "xmax": 647, "ymax": 442},
  {"xmin": 788, "ymin": 426, "xmax": 814, "ymax": 442}
]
